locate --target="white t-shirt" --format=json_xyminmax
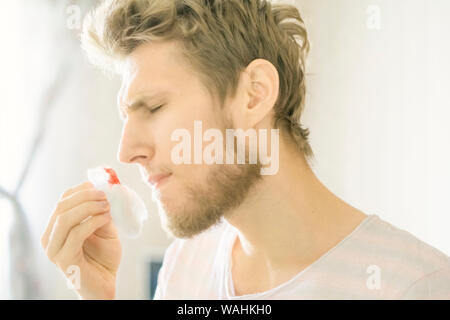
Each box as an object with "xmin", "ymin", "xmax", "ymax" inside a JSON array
[{"xmin": 154, "ymin": 214, "xmax": 450, "ymax": 299}]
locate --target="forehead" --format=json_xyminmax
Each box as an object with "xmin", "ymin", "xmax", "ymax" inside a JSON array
[{"xmin": 118, "ymin": 40, "xmax": 191, "ymax": 107}]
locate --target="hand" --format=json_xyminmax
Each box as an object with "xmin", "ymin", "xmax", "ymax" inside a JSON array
[{"xmin": 41, "ymin": 181, "xmax": 122, "ymax": 299}]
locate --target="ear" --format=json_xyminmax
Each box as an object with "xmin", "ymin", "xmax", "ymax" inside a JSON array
[{"xmin": 243, "ymin": 59, "xmax": 280, "ymax": 128}]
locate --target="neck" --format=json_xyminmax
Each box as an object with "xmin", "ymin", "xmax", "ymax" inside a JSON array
[{"xmin": 224, "ymin": 134, "xmax": 367, "ymax": 272}]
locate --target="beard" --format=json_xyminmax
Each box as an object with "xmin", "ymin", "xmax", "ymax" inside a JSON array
[
  {"xmin": 154, "ymin": 157, "xmax": 263, "ymax": 239},
  {"xmin": 152, "ymin": 111, "xmax": 265, "ymax": 239}
]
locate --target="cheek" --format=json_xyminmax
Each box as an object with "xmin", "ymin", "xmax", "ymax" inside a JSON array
[{"xmin": 155, "ymin": 96, "xmax": 224, "ymax": 174}]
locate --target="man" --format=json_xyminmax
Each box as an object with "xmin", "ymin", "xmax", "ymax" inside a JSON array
[{"xmin": 41, "ymin": 0, "xmax": 450, "ymax": 299}]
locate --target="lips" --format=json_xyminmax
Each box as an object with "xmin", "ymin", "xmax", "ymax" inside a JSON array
[{"xmin": 147, "ymin": 173, "xmax": 172, "ymax": 188}]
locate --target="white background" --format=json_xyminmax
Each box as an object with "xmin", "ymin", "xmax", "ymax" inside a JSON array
[{"xmin": 0, "ymin": 0, "xmax": 449, "ymax": 299}]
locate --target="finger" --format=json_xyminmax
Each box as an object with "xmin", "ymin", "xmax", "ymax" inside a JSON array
[
  {"xmin": 60, "ymin": 182, "xmax": 95, "ymax": 200},
  {"xmin": 83, "ymin": 233, "xmax": 121, "ymax": 269},
  {"xmin": 58, "ymin": 189, "xmax": 107, "ymax": 217},
  {"xmin": 45, "ymin": 200, "xmax": 110, "ymax": 260},
  {"xmin": 93, "ymin": 218, "xmax": 119, "ymax": 239},
  {"xmin": 57, "ymin": 213, "xmax": 112, "ymax": 264},
  {"xmin": 41, "ymin": 182, "xmax": 94, "ymax": 248},
  {"xmin": 41, "ymin": 187, "xmax": 106, "ymax": 248}
]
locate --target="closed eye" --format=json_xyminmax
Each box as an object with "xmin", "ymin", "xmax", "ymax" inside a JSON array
[{"xmin": 147, "ymin": 105, "xmax": 163, "ymax": 114}]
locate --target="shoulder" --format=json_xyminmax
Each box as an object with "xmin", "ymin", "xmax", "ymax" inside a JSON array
[
  {"xmin": 354, "ymin": 215, "xmax": 450, "ymax": 298},
  {"xmin": 400, "ymin": 267, "xmax": 450, "ymax": 299},
  {"xmin": 365, "ymin": 215, "xmax": 449, "ymax": 271}
]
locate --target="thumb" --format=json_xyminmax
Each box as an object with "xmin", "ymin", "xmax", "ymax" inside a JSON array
[{"xmin": 94, "ymin": 214, "xmax": 119, "ymax": 239}]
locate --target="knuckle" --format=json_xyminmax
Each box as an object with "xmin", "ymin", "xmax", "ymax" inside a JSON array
[
  {"xmin": 55, "ymin": 195, "xmax": 67, "ymax": 207},
  {"xmin": 92, "ymin": 201, "xmax": 108, "ymax": 213},
  {"xmin": 59, "ymin": 182, "xmax": 93, "ymax": 200},
  {"xmin": 55, "ymin": 214, "xmax": 66, "ymax": 228},
  {"xmin": 40, "ymin": 235, "xmax": 46, "ymax": 248},
  {"xmin": 45, "ymin": 248, "xmax": 55, "ymax": 263},
  {"xmin": 89, "ymin": 188, "xmax": 100, "ymax": 196},
  {"xmin": 87, "ymin": 215, "xmax": 102, "ymax": 228},
  {"xmin": 81, "ymin": 181, "xmax": 95, "ymax": 190},
  {"xmin": 60, "ymin": 188, "xmax": 74, "ymax": 200},
  {"xmin": 97, "ymin": 200, "xmax": 109, "ymax": 209},
  {"xmin": 82, "ymin": 189, "xmax": 106, "ymax": 203},
  {"xmin": 86, "ymin": 189, "xmax": 101, "ymax": 201},
  {"xmin": 70, "ymin": 225, "xmax": 83, "ymax": 240},
  {"xmin": 88, "ymin": 203, "xmax": 98, "ymax": 215},
  {"xmin": 52, "ymin": 202, "xmax": 60, "ymax": 214}
]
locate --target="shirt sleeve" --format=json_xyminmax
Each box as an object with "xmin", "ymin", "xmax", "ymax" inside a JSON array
[
  {"xmin": 152, "ymin": 239, "xmax": 182, "ymax": 300},
  {"xmin": 400, "ymin": 267, "xmax": 450, "ymax": 299}
]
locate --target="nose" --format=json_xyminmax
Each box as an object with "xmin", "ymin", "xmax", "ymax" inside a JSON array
[{"xmin": 117, "ymin": 118, "xmax": 154, "ymax": 166}]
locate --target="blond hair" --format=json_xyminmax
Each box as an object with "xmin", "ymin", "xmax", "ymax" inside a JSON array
[{"xmin": 82, "ymin": 0, "xmax": 313, "ymax": 159}]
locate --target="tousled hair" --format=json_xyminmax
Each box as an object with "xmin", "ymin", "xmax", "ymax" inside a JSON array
[{"xmin": 82, "ymin": 0, "xmax": 313, "ymax": 159}]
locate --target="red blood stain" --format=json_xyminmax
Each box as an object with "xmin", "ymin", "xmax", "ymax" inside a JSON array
[{"xmin": 104, "ymin": 167, "xmax": 121, "ymax": 185}]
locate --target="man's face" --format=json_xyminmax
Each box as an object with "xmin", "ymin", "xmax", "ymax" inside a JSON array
[{"xmin": 117, "ymin": 40, "xmax": 261, "ymax": 239}]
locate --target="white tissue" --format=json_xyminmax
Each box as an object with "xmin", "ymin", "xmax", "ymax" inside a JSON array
[{"xmin": 87, "ymin": 165, "xmax": 148, "ymax": 238}]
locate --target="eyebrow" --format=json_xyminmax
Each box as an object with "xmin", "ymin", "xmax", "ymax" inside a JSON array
[{"xmin": 118, "ymin": 92, "xmax": 165, "ymax": 120}]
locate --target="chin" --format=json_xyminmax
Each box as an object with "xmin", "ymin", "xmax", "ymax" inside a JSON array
[{"xmin": 155, "ymin": 189, "xmax": 183, "ymax": 218}]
